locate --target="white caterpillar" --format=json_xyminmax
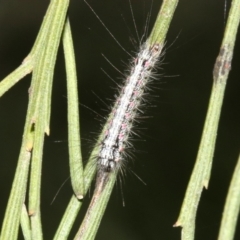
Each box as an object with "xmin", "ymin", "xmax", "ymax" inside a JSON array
[
  {"xmin": 75, "ymin": 41, "xmax": 163, "ymax": 239},
  {"xmin": 82, "ymin": 0, "xmax": 162, "ymax": 174},
  {"xmin": 98, "ymin": 42, "xmax": 162, "ymax": 173}
]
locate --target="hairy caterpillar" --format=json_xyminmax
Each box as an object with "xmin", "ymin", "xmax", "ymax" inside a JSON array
[{"xmin": 98, "ymin": 43, "xmax": 161, "ymax": 173}]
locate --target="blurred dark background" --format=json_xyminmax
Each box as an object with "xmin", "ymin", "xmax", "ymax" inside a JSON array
[{"xmin": 1, "ymin": 0, "xmax": 240, "ymax": 239}]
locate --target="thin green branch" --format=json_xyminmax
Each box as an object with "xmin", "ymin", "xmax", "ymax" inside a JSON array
[
  {"xmin": 0, "ymin": 59, "xmax": 33, "ymax": 97},
  {"xmin": 53, "ymin": 146, "xmax": 99, "ymax": 240},
  {"xmin": 74, "ymin": 173, "xmax": 117, "ymax": 240},
  {"xmin": 63, "ymin": 18, "xmax": 84, "ymax": 199},
  {"xmin": 28, "ymin": 0, "xmax": 70, "ymax": 214},
  {"xmin": 0, "ymin": 1, "xmax": 70, "ymax": 239},
  {"xmin": 53, "ymin": 196, "xmax": 81, "ymax": 240},
  {"xmin": 29, "ymin": 0, "xmax": 57, "ymax": 57},
  {"xmin": 148, "ymin": 0, "xmax": 178, "ymax": 46},
  {"xmin": 0, "ymin": 149, "xmax": 31, "ymax": 240},
  {"xmin": 30, "ymin": 213, "xmax": 43, "ymax": 240},
  {"xmin": 28, "ymin": 0, "xmax": 70, "ymax": 238},
  {"xmin": 218, "ymin": 154, "xmax": 240, "ymax": 240},
  {"xmin": 20, "ymin": 204, "xmax": 31, "ymax": 240},
  {"xmin": 175, "ymin": 0, "xmax": 240, "ymax": 239},
  {"xmin": 0, "ymin": 0, "xmax": 57, "ymax": 97}
]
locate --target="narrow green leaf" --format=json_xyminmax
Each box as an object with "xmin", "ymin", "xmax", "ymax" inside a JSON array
[
  {"xmin": 53, "ymin": 147, "xmax": 99, "ymax": 240},
  {"xmin": 74, "ymin": 173, "xmax": 117, "ymax": 240},
  {"xmin": 148, "ymin": 0, "xmax": 178, "ymax": 46},
  {"xmin": 63, "ymin": 18, "xmax": 84, "ymax": 199},
  {"xmin": 0, "ymin": 59, "xmax": 33, "ymax": 97},
  {"xmin": 0, "ymin": 0, "xmax": 57, "ymax": 98},
  {"xmin": 0, "ymin": 150, "xmax": 31, "ymax": 240},
  {"xmin": 53, "ymin": 195, "xmax": 81, "ymax": 240},
  {"xmin": 20, "ymin": 204, "xmax": 32, "ymax": 240},
  {"xmin": 28, "ymin": 0, "xmax": 70, "ymax": 239},
  {"xmin": 218, "ymin": 154, "xmax": 240, "ymax": 240},
  {"xmin": 175, "ymin": 0, "xmax": 240, "ymax": 238}
]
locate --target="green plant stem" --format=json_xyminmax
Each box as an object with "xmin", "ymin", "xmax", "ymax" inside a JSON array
[
  {"xmin": 20, "ymin": 204, "xmax": 31, "ymax": 240},
  {"xmin": 175, "ymin": 0, "xmax": 240, "ymax": 239},
  {"xmin": 74, "ymin": 173, "xmax": 117, "ymax": 240},
  {"xmin": 63, "ymin": 18, "xmax": 84, "ymax": 199},
  {"xmin": 28, "ymin": 0, "xmax": 69, "ymax": 239},
  {"xmin": 148, "ymin": 0, "xmax": 178, "ymax": 46},
  {"xmin": 53, "ymin": 147, "xmax": 99, "ymax": 240},
  {"xmin": 29, "ymin": 0, "xmax": 57, "ymax": 57},
  {"xmin": 28, "ymin": 0, "xmax": 70, "ymax": 214},
  {"xmin": 0, "ymin": 0, "xmax": 70, "ymax": 239},
  {"xmin": 0, "ymin": 149, "xmax": 31, "ymax": 240},
  {"xmin": 53, "ymin": 195, "xmax": 81, "ymax": 240},
  {"xmin": 0, "ymin": 0, "xmax": 56, "ymax": 98},
  {"xmin": 0, "ymin": 59, "xmax": 33, "ymax": 97},
  {"xmin": 218, "ymin": 154, "xmax": 240, "ymax": 240}
]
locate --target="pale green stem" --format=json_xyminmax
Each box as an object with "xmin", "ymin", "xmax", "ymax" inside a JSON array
[
  {"xmin": 74, "ymin": 173, "xmax": 117, "ymax": 240},
  {"xmin": 0, "ymin": 0, "xmax": 57, "ymax": 97},
  {"xmin": 0, "ymin": 0, "xmax": 70, "ymax": 239},
  {"xmin": 28, "ymin": 0, "xmax": 70, "ymax": 239},
  {"xmin": 63, "ymin": 18, "xmax": 84, "ymax": 199},
  {"xmin": 29, "ymin": 0, "xmax": 57, "ymax": 56},
  {"xmin": 0, "ymin": 0, "xmax": 66, "ymax": 238},
  {"xmin": 175, "ymin": 0, "xmax": 240, "ymax": 239},
  {"xmin": 30, "ymin": 213, "xmax": 43, "ymax": 240},
  {"xmin": 218, "ymin": 153, "xmax": 240, "ymax": 240},
  {"xmin": 148, "ymin": 0, "xmax": 178, "ymax": 46},
  {"xmin": 53, "ymin": 147, "xmax": 99, "ymax": 240},
  {"xmin": 20, "ymin": 204, "xmax": 31, "ymax": 240},
  {"xmin": 0, "ymin": 59, "xmax": 33, "ymax": 97},
  {"xmin": 0, "ymin": 149, "xmax": 31, "ymax": 240},
  {"xmin": 28, "ymin": 0, "xmax": 70, "ymax": 213},
  {"xmin": 53, "ymin": 196, "xmax": 81, "ymax": 240}
]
